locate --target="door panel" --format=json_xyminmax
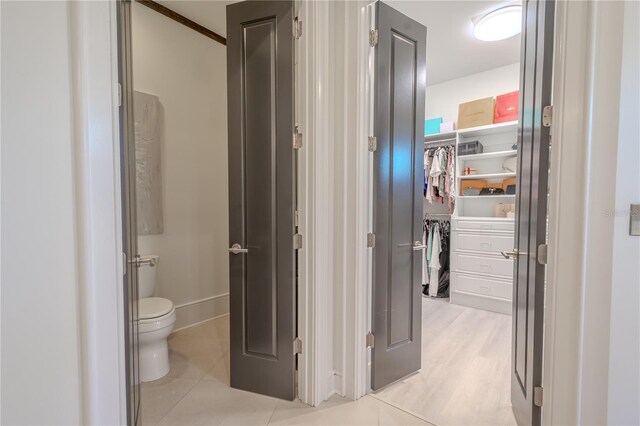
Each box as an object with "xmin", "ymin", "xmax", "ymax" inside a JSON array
[
  {"xmin": 511, "ymin": 1, "xmax": 554, "ymax": 424},
  {"xmin": 117, "ymin": 1, "xmax": 141, "ymax": 424},
  {"xmin": 226, "ymin": 0, "xmax": 296, "ymax": 400},
  {"xmin": 372, "ymin": 1, "xmax": 426, "ymax": 390}
]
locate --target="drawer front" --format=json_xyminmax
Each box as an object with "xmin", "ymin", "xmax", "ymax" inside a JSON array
[
  {"xmin": 452, "ymin": 273, "xmax": 512, "ymax": 300},
  {"xmin": 453, "ymin": 219, "xmax": 514, "ymax": 233},
  {"xmin": 453, "ymin": 232, "xmax": 514, "ymax": 254},
  {"xmin": 452, "ymin": 252, "xmax": 514, "ymax": 278}
]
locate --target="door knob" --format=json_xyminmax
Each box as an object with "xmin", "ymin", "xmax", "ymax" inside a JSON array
[
  {"xmin": 129, "ymin": 255, "xmax": 157, "ymax": 267},
  {"xmin": 412, "ymin": 241, "xmax": 427, "ymax": 251},
  {"xmin": 228, "ymin": 243, "xmax": 248, "ymax": 254},
  {"xmin": 500, "ymin": 249, "xmax": 525, "ymax": 259}
]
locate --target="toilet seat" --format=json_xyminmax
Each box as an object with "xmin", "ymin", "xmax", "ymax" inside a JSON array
[{"xmin": 139, "ymin": 297, "xmax": 174, "ymax": 321}]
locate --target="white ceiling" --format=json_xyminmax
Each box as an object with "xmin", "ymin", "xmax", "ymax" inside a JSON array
[
  {"xmin": 385, "ymin": 0, "xmax": 521, "ymax": 85},
  {"xmin": 156, "ymin": 0, "xmax": 520, "ymax": 86}
]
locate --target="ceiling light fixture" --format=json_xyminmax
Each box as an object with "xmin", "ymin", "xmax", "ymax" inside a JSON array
[{"xmin": 473, "ymin": 5, "xmax": 522, "ymax": 42}]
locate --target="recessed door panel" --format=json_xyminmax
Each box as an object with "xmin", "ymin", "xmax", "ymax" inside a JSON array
[
  {"xmin": 511, "ymin": 1, "xmax": 554, "ymax": 424},
  {"xmin": 371, "ymin": 1, "xmax": 426, "ymax": 390},
  {"xmin": 227, "ymin": 0, "xmax": 295, "ymax": 400}
]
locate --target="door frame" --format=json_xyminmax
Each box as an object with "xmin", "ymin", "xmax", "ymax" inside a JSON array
[{"xmin": 347, "ymin": 0, "xmax": 629, "ymax": 424}]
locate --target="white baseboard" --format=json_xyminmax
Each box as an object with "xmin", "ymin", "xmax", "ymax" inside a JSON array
[
  {"xmin": 327, "ymin": 370, "xmax": 344, "ymax": 399},
  {"xmin": 172, "ymin": 293, "xmax": 229, "ymax": 331}
]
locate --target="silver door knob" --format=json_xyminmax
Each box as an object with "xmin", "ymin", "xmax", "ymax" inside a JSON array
[
  {"xmin": 501, "ymin": 249, "xmax": 521, "ymax": 259},
  {"xmin": 412, "ymin": 241, "xmax": 427, "ymax": 251},
  {"xmin": 228, "ymin": 243, "xmax": 248, "ymax": 254},
  {"xmin": 129, "ymin": 255, "xmax": 157, "ymax": 267}
]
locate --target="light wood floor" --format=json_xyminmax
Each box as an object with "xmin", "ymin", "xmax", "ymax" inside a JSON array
[{"xmin": 370, "ymin": 297, "xmax": 517, "ymax": 426}]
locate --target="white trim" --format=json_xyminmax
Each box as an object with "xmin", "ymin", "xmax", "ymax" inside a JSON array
[
  {"xmin": 544, "ymin": 1, "xmax": 626, "ymax": 424},
  {"xmin": 69, "ymin": 1, "xmax": 127, "ymax": 423},
  {"xmin": 171, "ymin": 312, "xmax": 230, "ymax": 334},
  {"xmin": 347, "ymin": 0, "xmax": 375, "ymax": 401},
  {"xmin": 172, "ymin": 292, "xmax": 229, "ymax": 309},
  {"xmin": 172, "ymin": 293, "xmax": 230, "ymax": 330},
  {"xmin": 296, "ymin": 0, "xmax": 332, "ymax": 406}
]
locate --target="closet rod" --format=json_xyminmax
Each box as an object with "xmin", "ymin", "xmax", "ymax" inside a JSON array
[
  {"xmin": 424, "ymin": 213, "xmax": 451, "ymax": 217},
  {"xmin": 424, "ymin": 139, "xmax": 456, "ymax": 148}
]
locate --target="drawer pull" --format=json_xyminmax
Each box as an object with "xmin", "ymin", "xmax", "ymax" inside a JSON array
[
  {"xmin": 480, "ymin": 224, "xmax": 491, "ymax": 229},
  {"xmin": 479, "ymin": 264, "xmax": 491, "ymax": 269}
]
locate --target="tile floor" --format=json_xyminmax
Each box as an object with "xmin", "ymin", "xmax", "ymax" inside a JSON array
[{"xmin": 141, "ymin": 315, "xmax": 432, "ymax": 426}]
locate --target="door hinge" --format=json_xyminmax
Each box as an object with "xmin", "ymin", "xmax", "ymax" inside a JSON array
[
  {"xmin": 117, "ymin": 83, "xmax": 122, "ymax": 107},
  {"xmin": 293, "ymin": 17, "xmax": 302, "ymax": 39},
  {"xmin": 294, "ymin": 337, "xmax": 303, "ymax": 354},
  {"xmin": 294, "ymin": 233, "xmax": 303, "ymax": 250},
  {"xmin": 542, "ymin": 105, "xmax": 553, "ymax": 127},
  {"xmin": 293, "ymin": 131, "xmax": 302, "ymax": 149},
  {"xmin": 294, "ymin": 210, "xmax": 300, "ymax": 227},
  {"xmin": 122, "ymin": 252, "xmax": 127, "ymax": 276},
  {"xmin": 369, "ymin": 29, "xmax": 378, "ymax": 47},
  {"xmin": 367, "ymin": 233, "xmax": 376, "ymax": 248},
  {"xmin": 533, "ymin": 386, "xmax": 543, "ymax": 407},
  {"xmin": 366, "ymin": 331, "xmax": 375, "ymax": 348},
  {"xmin": 537, "ymin": 244, "xmax": 548, "ymax": 265},
  {"xmin": 368, "ymin": 136, "xmax": 377, "ymax": 152}
]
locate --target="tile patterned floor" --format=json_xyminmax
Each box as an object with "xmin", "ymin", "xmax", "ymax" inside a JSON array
[{"xmin": 141, "ymin": 315, "xmax": 432, "ymax": 426}]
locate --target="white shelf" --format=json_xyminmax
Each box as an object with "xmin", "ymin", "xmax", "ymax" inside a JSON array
[
  {"xmin": 458, "ymin": 150, "xmax": 517, "ymax": 161},
  {"xmin": 459, "ymin": 172, "xmax": 516, "ymax": 180},
  {"xmin": 458, "ymin": 195, "xmax": 516, "ymax": 199},
  {"xmin": 457, "ymin": 121, "xmax": 518, "ymax": 138}
]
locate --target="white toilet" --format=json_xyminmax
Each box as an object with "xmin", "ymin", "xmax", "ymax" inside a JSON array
[{"xmin": 137, "ymin": 255, "xmax": 176, "ymax": 382}]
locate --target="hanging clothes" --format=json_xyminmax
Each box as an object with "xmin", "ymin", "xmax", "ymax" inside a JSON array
[
  {"xmin": 424, "ymin": 145, "xmax": 456, "ymax": 211},
  {"xmin": 422, "ymin": 218, "xmax": 451, "ymax": 298},
  {"xmin": 422, "ymin": 226, "xmax": 428, "ymax": 285},
  {"xmin": 428, "ymin": 223, "xmax": 441, "ymax": 297}
]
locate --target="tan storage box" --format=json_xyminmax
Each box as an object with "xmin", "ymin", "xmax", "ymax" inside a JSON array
[{"xmin": 458, "ymin": 97, "xmax": 495, "ymax": 129}]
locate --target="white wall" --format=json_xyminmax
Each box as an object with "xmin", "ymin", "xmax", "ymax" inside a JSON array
[
  {"xmin": 131, "ymin": 2, "xmax": 229, "ymax": 330},
  {"xmin": 1, "ymin": 1, "xmax": 83, "ymax": 424},
  {"xmin": 425, "ymin": 62, "xmax": 520, "ymax": 126},
  {"xmin": 608, "ymin": 1, "xmax": 640, "ymax": 424}
]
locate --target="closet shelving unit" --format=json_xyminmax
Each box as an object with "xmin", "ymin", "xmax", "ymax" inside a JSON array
[
  {"xmin": 447, "ymin": 120, "xmax": 518, "ymax": 315},
  {"xmin": 455, "ymin": 120, "xmax": 518, "ymax": 220}
]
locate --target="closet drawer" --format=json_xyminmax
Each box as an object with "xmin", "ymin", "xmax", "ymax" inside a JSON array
[
  {"xmin": 452, "ymin": 273, "xmax": 512, "ymax": 300},
  {"xmin": 452, "ymin": 232, "xmax": 514, "ymax": 254},
  {"xmin": 453, "ymin": 219, "xmax": 514, "ymax": 233},
  {"xmin": 452, "ymin": 252, "xmax": 514, "ymax": 278}
]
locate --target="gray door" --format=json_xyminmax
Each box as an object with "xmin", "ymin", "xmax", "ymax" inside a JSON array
[
  {"xmin": 226, "ymin": 0, "xmax": 297, "ymax": 401},
  {"xmin": 510, "ymin": 0, "xmax": 554, "ymax": 424},
  {"xmin": 371, "ymin": 1, "xmax": 426, "ymax": 390},
  {"xmin": 117, "ymin": 0, "xmax": 141, "ymax": 424}
]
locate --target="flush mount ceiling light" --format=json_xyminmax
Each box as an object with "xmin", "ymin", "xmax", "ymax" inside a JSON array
[{"xmin": 473, "ymin": 5, "xmax": 522, "ymax": 41}]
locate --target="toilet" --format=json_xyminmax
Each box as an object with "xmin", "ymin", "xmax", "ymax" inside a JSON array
[{"xmin": 137, "ymin": 255, "xmax": 176, "ymax": 382}]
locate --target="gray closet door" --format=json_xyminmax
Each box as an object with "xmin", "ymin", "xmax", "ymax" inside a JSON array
[
  {"xmin": 511, "ymin": 0, "xmax": 554, "ymax": 424},
  {"xmin": 371, "ymin": 1, "xmax": 426, "ymax": 390},
  {"xmin": 226, "ymin": 0, "xmax": 296, "ymax": 401},
  {"xmin": 117, "ymin": 1, "xmax": 141, "ymax": 424}
]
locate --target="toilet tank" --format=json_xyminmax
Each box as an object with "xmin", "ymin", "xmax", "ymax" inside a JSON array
[{"xmin": 138, "ymin": 255, "xmax": 160, "ymax": 298}]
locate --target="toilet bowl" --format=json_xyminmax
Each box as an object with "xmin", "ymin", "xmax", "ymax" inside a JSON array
[
  {"xmin": 136, "ymin": 255, "xmax": 176, "ymax": 382},
  {"xmin": 138, "ymin": 297, "xmax": 176, "ymax": 382}
]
